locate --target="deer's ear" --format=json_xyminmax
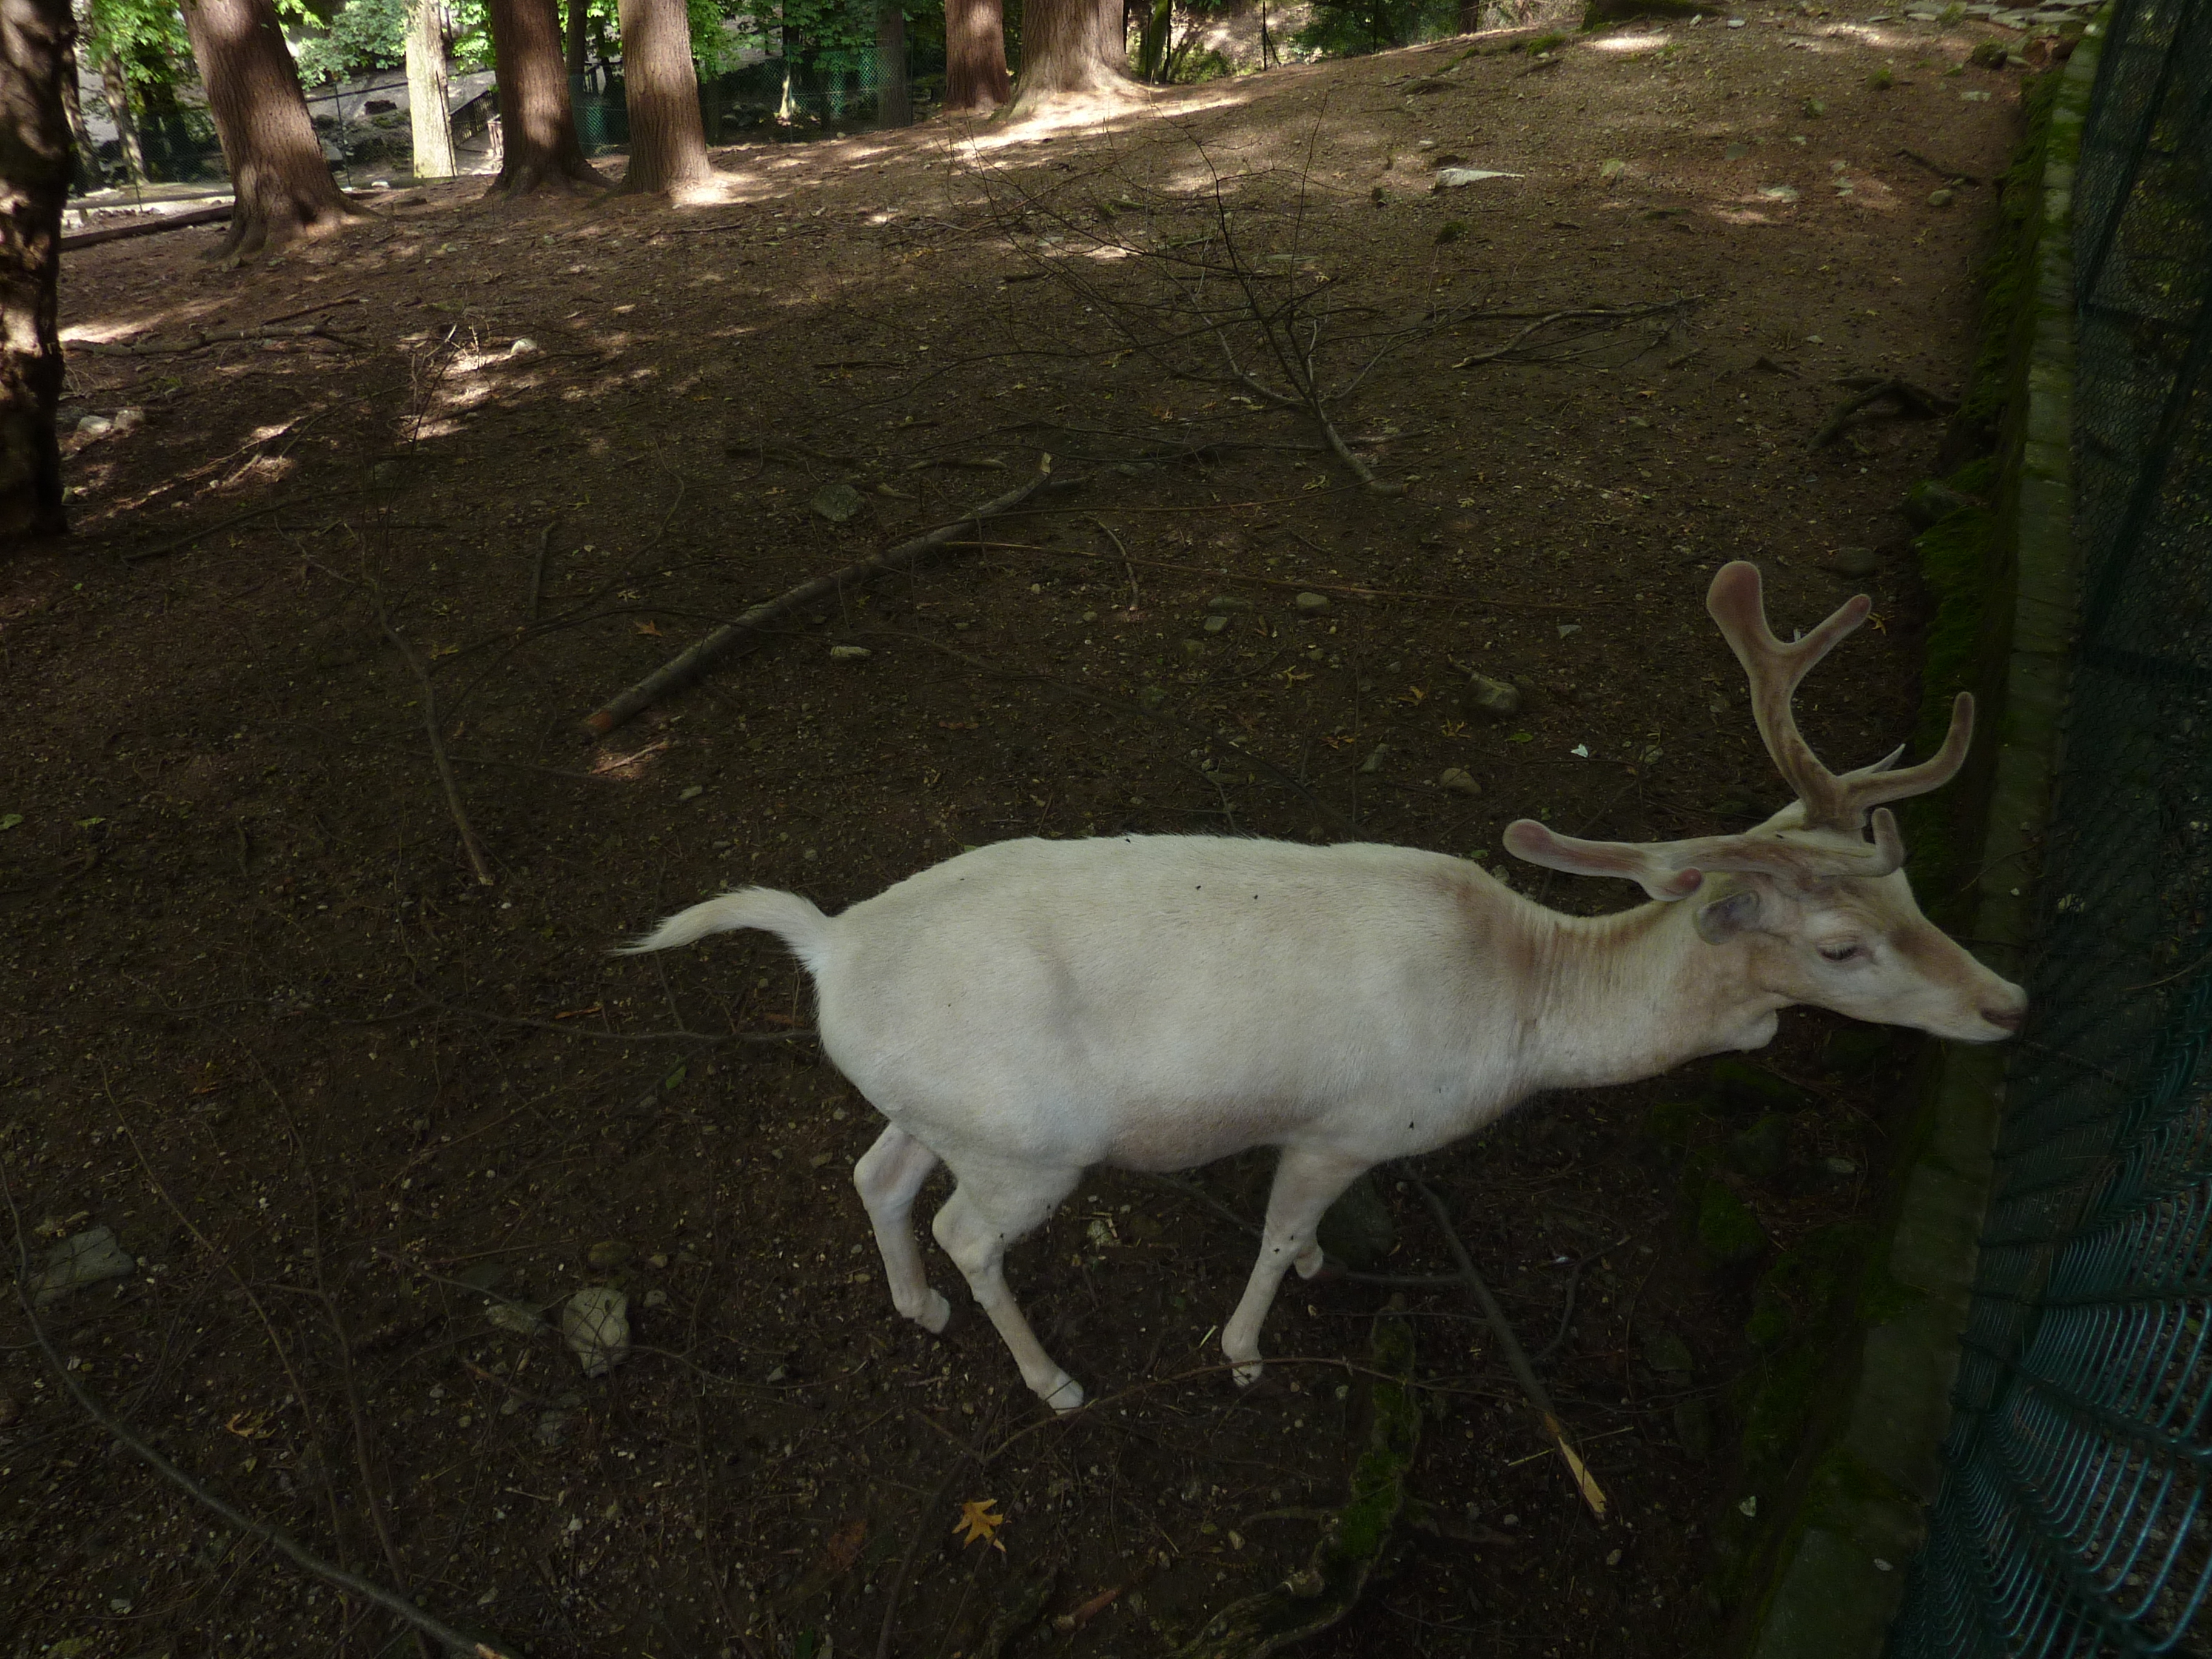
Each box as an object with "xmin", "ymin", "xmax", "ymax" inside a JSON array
[{"xmin": 1695, "ymin": 888, "xmax": 1764, "ymax": 945}]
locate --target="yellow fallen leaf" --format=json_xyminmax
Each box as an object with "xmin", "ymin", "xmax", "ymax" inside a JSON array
[
  {"xmin": 635, "ymin": 621, "xmax": 663, "ymax": 637},
  {"xmin": 955, "ymin": 1497, "xmax": 1006, "ymax": 1549}
]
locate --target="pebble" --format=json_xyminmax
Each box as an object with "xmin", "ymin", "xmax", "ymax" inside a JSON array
[
  {"xmin": 1466, "ymin": 671, "xmax": 1521, "ymax": 717},
  {"xmin": 1203, "ymin": 615, "xmax": 1229, "ymax": 634},
  {"xmin": 1599, "ymin": 159, "xmax": 1626, "ymax": 181},
  {"xmin": 1825, "ymin": 1156, "xmax": 1860, "ymax": 1176},
  {"xmin": 1818, "ymin": 546, "xmax": 1881, "ymax": 578},
  {"xmin": 809, "ymin": 482, "xmax": 865, "ymax": 524},
  {"xmin": 586, "ymin": 1239, "xmax": 634, "ymax": 1272},
  {"xmin": 1434, "ymin": 167, "xmax": 1524, "ymax": 189},
  {"xmin": 829, "ymin": 644, "xmax": 872, "ymax": 661},
  {"xmin": 1557, "ymin": 623, "xmax": 1582, "ymax": 638},
  {"xmin": 561, "ymin": 1286, "xmax": 632, "ymax": 1376},
  {"xmin": 1929, "ymin": 187, "xmax": 1956, "ymax": 207},
  {"xmin": 1358, "ymin": 745, "xmax": 1389, "ymax": 775},
  {"xmin": 508, "ymin": 337, "xmax": 540, "ymax": 357},
  {"xmin": 1294, "ymin": 592, "xmax": 1332, "ymax": 615},
  {"xmin": 1437, "ymin": 768, "xmax": 1481, "ymax": 796},
  {"xmin": 484, "ymin": 1298, "xmax": 545, "ymax": 1336},
  {"xmin": 1207, "ymin": 595, "xmax": 1255, "ymax": 611}
]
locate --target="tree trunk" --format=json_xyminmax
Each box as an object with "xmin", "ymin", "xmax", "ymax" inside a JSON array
[
  {"xmin": 181, "ymin": 0, "xmax": 364, "ymax": 257},
  {"xmin": 612, "ymin": 0, "xmax": 709, "ymax": 195},
  {"xmin": 1458, "ymin": 0, "xmax": 1483, "ymax": 32},
  {"xmin": 0, "ymin": 0, "xmax": 72, "ymax": 539},
  {"xmin": 484, "ymin": 0, "xmax": 603, "ymax": 195},
  {"xmin": 564, "ymin": 0, "xmax": 586, "ymax": 74},
  {"xmin": 99, "ymin": 53, "xmax": 144, "ymax": 185},
  {"xmin": 874, "ymin": 0, "xmax": 910, "ymax": 127},
  {"xmin": 406, "ymin": 0, "xmax": 457, "ymax": 178},
  {"xmin": 943, "ymin": 0, "xmax": 1010, "ymax": 110},
  {"xmin": 59, "ymin": 32, "xmax": 95, "ymax": 187},
  {"xmin": 1002, "ymin": 0, "xmax": 1133, "ymax": 117}
]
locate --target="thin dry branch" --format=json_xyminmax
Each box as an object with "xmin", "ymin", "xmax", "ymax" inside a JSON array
[
  {"xmin": 582, "ymin": 459, "xmax": 1064, "ymax": 735},
  {"xmin": 1411, "ymin": 1177, "xmax": 1609, "ymax": 1520},
  {"xmin": 1809, "ymin": 375, "xmax": 1960, "ymax": 447},
  {"xmin": 70, "ymin": 320, "xmax": 369, "ymax": 357},
  {"xmin": 2, "ymin": 1164, "xmax": 515, "ymax": 1659}
]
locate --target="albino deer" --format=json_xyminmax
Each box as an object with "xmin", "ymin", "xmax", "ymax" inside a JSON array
[{"xmin": 622, "ymin": 562, "xmax": 2025, "ymax": 1412}]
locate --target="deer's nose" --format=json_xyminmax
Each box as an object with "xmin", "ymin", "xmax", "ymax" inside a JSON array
[{"xmin": 1982, "ymin": 1004, "xmax": 2025, "ymax": 1032}]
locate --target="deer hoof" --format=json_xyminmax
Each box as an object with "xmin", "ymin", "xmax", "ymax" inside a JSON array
[
  {"xmin": 914, "ymin": 1290, "xmax": 952, "ymax": 1334},
  {"xmin": 1041, "ymin": 1372, "xmax": 1087, "ymax": 1413},
  {"xmin": 1232, "ymin": 1357, "xmax": 1265, "ymax": 1389}
]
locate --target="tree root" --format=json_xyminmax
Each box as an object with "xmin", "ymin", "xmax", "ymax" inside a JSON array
[
  {"xmin": 1170, "ymin": 1312, "xmax": 1419, "ymax": 1659},
  {"xmin": 1810, "ymin": 376, "xmax": 1959, "ymax": 447},
  {"xmin": 72, "ymin": 320, "xmax": 367, "ymax": 357}
]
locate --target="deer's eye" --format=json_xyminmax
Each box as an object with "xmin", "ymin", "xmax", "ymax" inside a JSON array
[{"xmin": 1818, "ymin": 942, "xmax": 1865, "ymax": 963}]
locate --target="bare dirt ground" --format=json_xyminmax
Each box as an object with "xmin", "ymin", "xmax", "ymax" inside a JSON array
[{"xmin": 3, "ymin": 12, "xmax": 2033, "ymax": 1658}]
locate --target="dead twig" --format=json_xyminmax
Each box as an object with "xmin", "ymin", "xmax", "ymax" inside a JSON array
[
  {"xmin": 583, "ymin": 458, "xmax": 1065, "ymax": 736},
  {"xmin": 528, "ymin": 518, "xmax": 556, "ymax": 622},
  {"xmin": 70, "ymin": 320, "xmax": 368, "ymax": 357},
  {"xmin": 1, "ymin": 1162, "xmax": 514, "ymax": 1659},
  {"xmin": 1411, "ymin": 1178, "xmax": 1608, "ymax": 1520},
  {"xmin": 1089, "ymin": 515, "xmax": 1141, "ymax": 610},
  {"xmin": 375, "ymin": 588, "xmax": 496, "ymax": 886},
  {"xmin": 1810, "ymin": 377, "xmax": 1958, "ymax": 447},
  {"xmin": 119, "ymin": 489, "xmax": 366, "ymax": 565}
]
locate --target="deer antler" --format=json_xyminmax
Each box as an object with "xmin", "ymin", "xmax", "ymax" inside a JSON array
[
  {"xmin": 1504, "ymin": 809, "xmax": 1906, "ymax": 901},
  {"xmin": 1706, "ymin": 561, "xmax": 1972, "ymax": 833}
]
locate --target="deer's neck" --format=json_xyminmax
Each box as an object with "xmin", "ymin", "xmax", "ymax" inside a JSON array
[{"xmin": 1513, "ymin": 897, "xmax": 1783, "ymax": 1090}]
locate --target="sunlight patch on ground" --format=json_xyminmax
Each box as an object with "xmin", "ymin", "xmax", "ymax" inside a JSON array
[
  {"xmin": 58, "ymin": 297, "xmax": 229, "ymax": 346},
  {"xmin": 1589, "ymin": 32, "xmax": 1672, "ymax": 53}
]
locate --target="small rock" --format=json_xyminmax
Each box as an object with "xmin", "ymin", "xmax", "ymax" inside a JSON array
[
  {"xmin": 1358, "ymin": 745, "xmax": 1389, "ymax": 775},
  {"xmin": 484, "ymin": 1298, "xmax": 545, "ymax": 1336},
  {"xmin": 75, "ymin": 414, "xmax": 113, "ymax": 440},
  {"xmin": 1437, "ymin": 768, "xmax": 1481, "ymax": 796},
  {"xmin": 1557, "ymin": 622, "xmax": 1582, "ymax": 638},
  {"xmin": 1726, "ymin": 13, "xmax": 1746, "ymax": 23},
  {"xmin": 1759, "ymin": 184, "xmax": 1800, "ymax": 202},
  {"xmin": 642, "ymin": 1289, "xmax": 669, "ymax": 1309},
  {"xmin": 1802, "ymin": 96, "xmax": 1827, "ymax": 117},
  {"xmin": 1294, "ymin": 592, "xmax": 1332, "ymax": 615},
  {"xmin": 508, "ymin": 337, "xmax": 541, "ymax": 357},
  {"xmin": 1641, "ymin": 1328, "xmax": 1695, "ymax": 1377},
  {"xmin": 1817, "ymin": 545, "xmax": 1880, "ymax": 578},
  {"xmin": 536, "ymin": 1409, "xmax": 571, "ymax": 1448},
  {"xmin": 561, "ymin": 1286, "xmax": 631, "ymax": 1376},
  {"xmin": 1824, "ymin": 1156, "xmax": 1860, "ymax": 1178},
  {"xmin": 1434, "ymin": 167, "xmax": 1524, "ymax": 189},
  {"xmin": 1206, "ymin": 595, "xmax": 1255, "ymax": 611},
  {"xmin": 1404, "ymin": 76, "xmax": 1452, "ymax": 93},
  {"xmin": 585, "ymin": 1239, "xmax": 634, "ymax": 1272},
  {"xmin": 1181, "ymin": 638, "xmax": 1207, "ymax": 659},
  {"xmin": 1599, "ymin": 158, "xmax": 1626, "ymax": 181},
  {"xmin": 1725, "ymin": 141, "xmax": 1749, "ymax": 159},
  {"xmin": 1962, "ymin": 87, "xmax": 1992, "ymax": 100},
  {"xmin": 679, "ymin": 783, "xmax": 704, "ymax": 802},
  {"xmin": 809, "ymin": 482, "xmax": 865, "ymax": 524},
  {"xmin": 110, "ymin": 407, "xmax": 146, "ymax": 435},
  {"xmin": 829, "ymin": 644, "xmax": 873, "ymax": 661},
  {"xmin": 1929, "ymin": 187, "xmax": 1956, "ymax": 207},
  {"xmin": 33, "ymin": 1227, "xmax": 134, "ymax": 1306},
  {"xmin": 1202, "ymin": 615, "xmax": 1228, "ymax": 634},
  {"xmin": 1465, "ymin": 671, "xmax": 1521, "ymax": 717}
]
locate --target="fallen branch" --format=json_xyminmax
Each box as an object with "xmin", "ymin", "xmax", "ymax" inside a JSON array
[
  {"xmin": 2, "ymin": 1163, "xmax": 514, "ymax": 1659},
  {"xmin": 60, "ymin": 202, "xmax": 233, "ymax": 249},
  {"xmin": 1809, "ymin": 376, "xmax": 1959, "ymax": 447},
  {"xmin": 69, "ymin": 320, "xmax": 367, "ymax": 357},
  {"xmin": 1412, "ymin": 1177, "xmax": 1608, "ymax": 1520},
  {"xmin": 1449, "ymin": 301, "xmax": 1693, "ymax": 370},
  {"xmin": 583, "ymin": 458, "xmax": 1064, "ymax": 736},
  {"xmin": 119, "ymin": 489, "xmax": 365, "ymax": 565}
]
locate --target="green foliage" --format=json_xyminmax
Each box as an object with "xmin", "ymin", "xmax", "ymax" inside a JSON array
[
  {"xmin": 289, "ymin": 0, "xmax": 407, "ymax": 85},
  {"xmin": 79, "ymin": 0, "xmax": 193, "ymax": 104},
  {"xmin": 1293, "ymin": 0, "xmax": 1460, "ymax": 59}
]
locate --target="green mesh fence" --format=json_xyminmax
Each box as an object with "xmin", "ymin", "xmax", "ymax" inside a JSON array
[{"xmin": 1887, "ymin": 0, "xmax": 2212, "ymax": 1652}]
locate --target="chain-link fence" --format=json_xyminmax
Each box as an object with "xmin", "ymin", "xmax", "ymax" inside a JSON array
[{"xmin": 1888, "ymin": 0, "xmax": 2212, "ymax": 1652}]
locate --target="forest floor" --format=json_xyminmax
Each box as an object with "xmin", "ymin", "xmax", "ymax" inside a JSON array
[{"xmin": 5, "ymin": 12, "xmax": 2037, "ymax": 1658}]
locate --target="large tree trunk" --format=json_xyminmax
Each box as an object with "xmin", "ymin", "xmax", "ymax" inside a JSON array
[
  {"xmin": 1458, "ymin": 0, "xmax": 1483, "ymax": 32},
  {"xmin": 59, "ymin": 31, "xmax": 96, "ymax": 186},
  {"xmin": 0, "ymin": 0, "xmax": 72, "ymax": 539},
  {"xmin": 181, "ymin": 0, "xmax": 364, "ymax": 257},
  {"xmin": 98, "ymin": 53, "xmax": 144, "ymax": 185},
  {"xmin": 874, "ymin": 0, "xmax": 910, "ymax": 126},
  {"xmin": 943, "ymin": 0, "xmax": 1008, "ymax": 112},
  {"xmin": 406, "ymin": 0, "xmax": 457, "ymax": 178},
  {"xmin": 1002, "ymin": 0, "xmax": 1134, "ymax": 118},
  {"xmin": 484, "ymin": 0, "xmax": 602, "ymax": 195},
  {"xmin": 564, "ymin": 0, "xmax": 586, "ymax": 74},
  {"xmin": 611, "ymin": 0, "xmax": 708, "ymax": 196}
]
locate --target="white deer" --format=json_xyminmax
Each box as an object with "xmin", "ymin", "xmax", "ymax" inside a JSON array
[{"xmin": 621, "ymin": 561, "xmax": 2025, "ymax": 1411}]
